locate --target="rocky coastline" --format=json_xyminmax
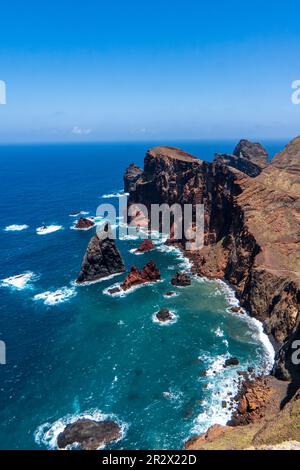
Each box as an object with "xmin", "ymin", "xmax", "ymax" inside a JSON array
[{"xmin": 124, "ymin": 137, "xmax": 300, "ymax": 449}]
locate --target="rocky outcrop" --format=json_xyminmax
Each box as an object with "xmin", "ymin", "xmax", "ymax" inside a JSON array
[
  {"xmin": 224, "ymin": 357, "xmax": 239, "ymax": 367},
  {"xmin": 76, "ymin": 223, "xmax": 125, "ymax": 284},
  {"xmin": 75, "ymin": 217, "xmax": 95, "ymax": 229},
  {"xmin": 214, "ymin": 139, "xmax": 268, "ymax": 177},
  {"xmin": 57, "ymin": 418, "xmax": 122, "ymax": 450},
  {"xmin": 185, "ymin": 376, "xmax": 291, "ymax": 450},
  {"xmin": 171, "ymin": 272, "xmax": 191, "ymax": 286},
  {"xmin": 120, "ymin": 261, "xmax": 160, "ymax": 291},
  {"xmin": 156, "ymin": 308, "xmax": 173, "ymax": 323},
  {"xmin": 135, "ymin": 239, "xmax": 154, "ymax": 253},
  {"xmin": 233, "ymin": 139, "xmax": 268, "ymax": 168},
  {"xmin": 124, "ymin": 163, "xmax": 143, "ymax": 192},
  {"xmin": 125, "ymin": 138, "xmax": 300, "ymax": 384}
]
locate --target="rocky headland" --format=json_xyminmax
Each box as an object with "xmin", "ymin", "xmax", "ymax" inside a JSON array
[{"xmin": 124, "ymin": 137, "xmax": 300, "ymax": 449}]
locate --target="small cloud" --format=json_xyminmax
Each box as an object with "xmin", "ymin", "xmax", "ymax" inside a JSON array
[{"xmin": 71, "ymin": 126, "xmax": 92, "ymax": 135}]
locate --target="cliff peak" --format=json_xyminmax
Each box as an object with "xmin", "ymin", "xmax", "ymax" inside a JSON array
[
  {"xmin": 147, "ymin": 146, "xmax": 198, "ymax": 163},
  {"xmin": 233, "ymin": 139, "xmax": 268, "ymax": 167},
  {"xmin": 271, "ymin": 136, "xmax": 300, "ymax": 174}
]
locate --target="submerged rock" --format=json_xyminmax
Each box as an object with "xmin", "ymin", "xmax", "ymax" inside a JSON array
[
  {"xmin": 75, "ymin": 217, "xmax": 95, "ymax": 229},
  {"xmin": 120, "ymin": 261, "xmax": 160, "ymax": 291},
  {"xmin": 57, "ymin": 418, "xmax": 122, "ymax": 450},
  {"xmin": 76, "ymin": 223, "xmax": 125, "ymax": 284},
  {"xmin": 171, "ymin": 272, "xmax": 191, "ymax": 287}
]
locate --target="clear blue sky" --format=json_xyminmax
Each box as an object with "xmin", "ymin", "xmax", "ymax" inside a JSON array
[{"xmin": 0, "ymin": 0, "xmax": 300, "ymax": 143}]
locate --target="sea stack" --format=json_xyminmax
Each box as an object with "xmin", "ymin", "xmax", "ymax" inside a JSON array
[
  {"xmin": 76, "ymin": 223, "xmax": 125, "ymax": 284},
  {"xmin": 75, "ymin": 217, "xmax": 95, "ymax": 229},
  {"xmin": 120, "ymin": 261, "xmax": 160, "ymax": 291},
  {"xmin": 124, "ymin": 163, "xmax": 143, "ymax": 192}
]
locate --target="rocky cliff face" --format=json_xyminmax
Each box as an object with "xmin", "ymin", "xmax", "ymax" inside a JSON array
[
  {"xmin": 215, "ymin": 139, "xmax": 268, "ymax": 177},
  {"xmin": 124, "ymin": 163, "xmax": 143, "ymax": 192},
  {"xmin": 124, "ymin": 138, "xmax": 300, "ymax": 384},
  {"xmin": 76, "ymin": 223, "xmax": 125, "ymax": 284}
]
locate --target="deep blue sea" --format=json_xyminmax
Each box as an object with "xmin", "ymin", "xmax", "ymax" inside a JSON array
[{"xmin": 0, "ymin": 140, "xmax": 284, "ymax": 449}]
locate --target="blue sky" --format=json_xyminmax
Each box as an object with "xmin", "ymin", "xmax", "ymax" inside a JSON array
[{"xmin": 0, "ymin": 0, "xmax": 300, "ymax": 142}]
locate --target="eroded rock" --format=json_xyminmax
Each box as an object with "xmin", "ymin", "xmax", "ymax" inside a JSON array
[
  {"xmin": 76, "ymin": 223, "xmax": 125, "ymax": 284},
  {"xmin": 57, "ymin": 418, "xmax": 121, "ymax": 450}
]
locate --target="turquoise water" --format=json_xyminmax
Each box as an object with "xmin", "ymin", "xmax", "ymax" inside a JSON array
[{"xmin": 0, "ymin": 141, "xmax": 282, "ymax": 449}]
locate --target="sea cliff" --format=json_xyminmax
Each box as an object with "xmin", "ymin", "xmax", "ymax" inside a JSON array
[{"xmin": 124, "ymin": 137, "xmax": 300, "ymax": 448}]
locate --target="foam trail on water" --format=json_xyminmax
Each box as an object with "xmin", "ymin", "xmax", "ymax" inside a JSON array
[
  {"xmin": 4, "ymin": 224, "xmax": 29, "ymax": 232},
  {"xmin": 33, "ymin": 287, "xmax": 76, "ymax": 305},
  {"xmin": 1, "ymin": 272, "xmax": 38, "ymax": 290},
  {"xmin": 36, "ymin": 225, "xmax": 62, "ymax": 235}
]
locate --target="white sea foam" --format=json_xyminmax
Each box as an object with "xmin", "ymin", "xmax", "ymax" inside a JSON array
[
  {"xmin": 4, "ymin": 224, "xmax": 29, "ymax": 232},
  {"xmin": 162, "ymin": 389, "xmax": 184, "ymax": 408},
  {"xmin": 152, "ymin": 310, "xmax": 178, "ymax": 326},
  {"xmin": 163, "ymin": 291, "xmax": 178, "ymax": 298},
  {"xmin": 157, "ymin": 244, "xmax": 192, "ymax": 271},
  {"xmin": 129, "ymin": 248, "xmax": 144, "ymax": 255},
  {"xmin": 103, "ymin": 280, "xmax": 163, "ymax": 298},
  {"xmin": 33, "ymin": 287, "xmax": 76, "ymax": 305},
  {"xmin": 69, "ymin": 211, "xmax": 89, "ymax": 217},
  {"xmin": 215, "ymin": 279, "xmax": 275, "ymax": 372},
  {"xmin": 75, "ymin": 272, "xmax": 123, "ymax": 287},
  {"xmin": 214, "ymin": 327, "xmax": 224, "ymax": 337},
  {"xmin": 36, "ymin": 225, "xmax": 62, "ymax": 235},
  {"xmin": 1, "ymin": 272, "xmax": 37, "ymax": 290},
  {"xmin": 34, "ymin": 409, "xmax": 127, "ymax": 450},
  {"xmin": 101, "ymin": 191, "xmax": 129, "ymax": 199},
  {"xmin": 192, "ymin": 353, "xmax": 240, "ymax": 435},
  {"xmin": 189, "ymin": 277, "xmax": 275, "ymax": 438}
]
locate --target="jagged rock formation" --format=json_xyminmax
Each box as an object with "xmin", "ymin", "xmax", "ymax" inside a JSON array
[
  {"xmin": 57, "ymin": 418, "xmax": 121, "ymax": 450},
  {"xmin": 120, "ymin": 261, "xmax": 160, "ymax": 291},
  {"xmin": 124, "ymin": 163, "xmax": 143, "ymax": 192},
  {"xmin": 171, "ymin": 272, "xmax": 191, "ymax": 286},
  {"xmin": 155, "ymin": 308, "xmax": 173, "ymax": 323},
  {"xmin": 135, "ymin": 239, "xmax": 154, "ymax": 253},
  {"xmin": 76, "ymin": 223, "xmax": 125, "ymax": 284},
  {"xmin": 75, "ymin": 217, "xmax": 95, "ymax": 229},
  {"xmin": 215, "ymin": 139, "xmax": 268, "ymax": 177}
]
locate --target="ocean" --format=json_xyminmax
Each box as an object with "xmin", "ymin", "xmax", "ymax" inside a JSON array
[{"xmin": 0, "ymin": 140, "xmax": 285, "ymax": 449}]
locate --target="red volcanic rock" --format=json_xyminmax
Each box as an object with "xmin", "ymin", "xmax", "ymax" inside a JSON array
[
  {"xmin": 121, "ymin": 261, "xmax": 160, "ymax": 291},
  {"xmin": 75, "ymin": 217, "xmax": 95, "ymax": 229},
  {"xmin": 135, "ymin": 239, "xmax": 154, "ymax": 253}
]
